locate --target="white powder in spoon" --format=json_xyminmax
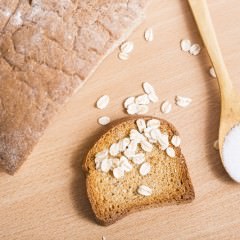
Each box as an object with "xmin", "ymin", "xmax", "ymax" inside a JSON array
[{"xmin": 222, "ymin": 124, "xmax": 240, "ymax": 182}]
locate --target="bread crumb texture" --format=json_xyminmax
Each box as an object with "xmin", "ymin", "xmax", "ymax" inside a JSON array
[{"xmin": 83, "ymin": 117, "xmax": 195, "ymax": 225}]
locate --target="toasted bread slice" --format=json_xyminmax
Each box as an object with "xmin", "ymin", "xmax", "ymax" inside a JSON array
[{"xmin": 83, "ymin": 117, "xmax": 195, "ymax": 225}]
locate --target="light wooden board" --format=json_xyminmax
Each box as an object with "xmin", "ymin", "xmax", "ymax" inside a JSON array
[{"xmin": 1, "ymin": 0, "xmax": 240, "ymax": 239}]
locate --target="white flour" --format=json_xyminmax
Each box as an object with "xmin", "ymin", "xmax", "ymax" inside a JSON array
[
  {"xmin": 222, "ymin": 124, "xmax": 240, "ymax": 182},
  {"xmin": 10, "ymin": 10, "xmax": 23, "ymax": 26}
]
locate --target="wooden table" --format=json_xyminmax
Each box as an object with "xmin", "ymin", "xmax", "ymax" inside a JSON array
[{"xmin": 1, "ymin": 0, "xmax": 240, "ymax": 239}]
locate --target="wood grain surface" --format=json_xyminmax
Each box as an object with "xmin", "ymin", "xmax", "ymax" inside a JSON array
[{"xmin": 1, "ymin": 0, "xmax": 240, "ymax": 239}]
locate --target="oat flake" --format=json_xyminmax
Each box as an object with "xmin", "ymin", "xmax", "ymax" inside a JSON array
[
  {"xmin": 189, "ymin": 43, "xmax": 201, "ymax": 55},
  {"xmin": 180, "ymin": 39, "xmax": 191, "ymax": 52},
  {"xmin": 144, "ymin": 28, "xmax": 154, "ymax": 42}
]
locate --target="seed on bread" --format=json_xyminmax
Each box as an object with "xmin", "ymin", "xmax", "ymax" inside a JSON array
[
  {"xmin": 140, "ymin": 140, "xmax": 153, "ymax": 152},
  {"xmin": 101, "ymin": 159, "xmax": 112, "ymax": 173},
  {"xmin": 171, "ymin": 135, "xmax": 181, "ymax": 147},
  {"xmin": 139, "ymin": 162, "xmax": 151, "ymax": 176},
  {"xmin": 95, "ymin": 149, "xmax": 108, "ymax": 159},
  {"xmin": 136, "ymin": 119, "xmax": 146, "ymax": 133},
  {"xmin": 84, "ymin": 117, "xmax": 195, "ymax": 225},
  {"xmin": 132, "ymin": 153, "xmax": 145, "ymax": 165},
  {"xmin": 157, "ymin": 133, "xmax": 169, "ymax": 150},
  {"xmin": 137, "ymin": 185, "xmax": 152, "ymax": 196},
  {"xmin": 93, "ymin": 118, "xmax": 178, "ymax": 176},
  {"xmin": 109, "ymin": 143, "xmax": 120, "ymax": 156},
  {"xmin": 166, "ymin": 147, "xmax": 176, "ymax": 158},
  {"xmin": 119, "ymin": 156, "xmax": 133, "ymax": 172},
  {"xmin": 118, "ymin": 137, "xmax": 130, "ymax": 152},
  {"xmin": 147, "ymin": 119, "xmax": 160, "ymax": 128},
  {"xmin": 113, "ymin": 167, "xmax": 124, "ymax": 179}
]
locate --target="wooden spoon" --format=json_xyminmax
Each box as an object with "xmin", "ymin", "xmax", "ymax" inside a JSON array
[{"xmin": 188, "ymin": 0, "xmax": 240, "ymax": 182}]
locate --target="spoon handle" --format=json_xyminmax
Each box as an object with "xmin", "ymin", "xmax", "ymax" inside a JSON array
[{"xmin": 188, "ymin": 0, "xmax": 232, "ymax": 102}]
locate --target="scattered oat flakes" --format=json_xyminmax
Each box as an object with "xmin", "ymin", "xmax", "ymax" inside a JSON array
[
  {"xmin": 144, "ymin": 28, "xmax": 154, "ymax": 42},
  {"xmin": 135, "ymin": 94, "xmax": 150, "ymax": 105},
  {"xmin": 189, "ymin": 43, "xmax": 201, "ymax": 56},
  {"xmin": 209, "ymin": 67, "xmax": 216, "ymax": 78},
  {"xmin": 175, "ymin": 96, "xmax": 192, "ymax": 108},
  {"xmin": 161, "ymin": 100, "xmax": 172, "ymax": 114},
  {"xmin": 180, "ymin": 39, "xmax": 191, "ymax": 52},
  {"xmin": 127, "ymin": 103, "xmax": 139, "ymax": 115},
  {"xmin": 124, "ymin": 96, "xmax": 135, "ymax": 108},
  {"xmin": 124, "ymin": 82, "xmax": 159, "ymax": 115},
  {"xmin": 96, "ymin": 95, "xmax": 110, "ymax": 109},
  {"xmin": 137, "ymin": 105, "xmax": 149, "ymax": 115},
  {"xmin": 120, "ymin": 41, "xmax": 134, "ymax": 54},
  {"xmin": 148, "ymin": 92, "xmax": 159, "ymax": 103},
  {"xmin": 118, "ymin": 51, "xmax": 129, "ymax": 60},
  {"xmin": 143, "ymin": 82, "xmax": 155, "ymax": 95},
  {"xmin": 98, "ymin": 116, "xmax": 111, "ymax": 126}
]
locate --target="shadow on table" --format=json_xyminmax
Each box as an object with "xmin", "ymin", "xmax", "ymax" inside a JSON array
[
  {"xmin": 70, "ymin": 125, "xmax": 111, "ymax": 225},
  {"xmin": 181, "ymin": 0, "xmax": 233, "ymax": 183}
]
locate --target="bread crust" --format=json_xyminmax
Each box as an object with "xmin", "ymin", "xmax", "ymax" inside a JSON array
[{"xmin": 83, "ymin": 116, "xmax": 195, "ymax": 225}]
